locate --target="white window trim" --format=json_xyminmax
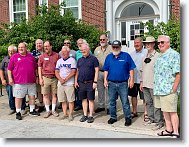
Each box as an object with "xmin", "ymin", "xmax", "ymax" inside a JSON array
[
  {"xmin": 39, "ymin": 0, "xmax": 48, "ymax": 7},
  {"xmin": 59, "ymin": 0, "xmax": 82, "ymax": 19},
  {"xmin": 9, "ymin": 0, "xmax": 28, "ymax": 23}
]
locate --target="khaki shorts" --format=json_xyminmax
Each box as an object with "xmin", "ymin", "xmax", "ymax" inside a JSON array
[
  {"xmin": 41, "ymin": 76, "xmax": 58, "ymax": 95},
  {"xmin": 154, "ymin": 93, "xmax": 178, "ymax": 112},
  {"xmin": 57, "ymin": 83, "xmax": 75, "ymax": 102},
  {"xmin": 13, "ymin": 83, "xmax": 36, "ymax": 98}
]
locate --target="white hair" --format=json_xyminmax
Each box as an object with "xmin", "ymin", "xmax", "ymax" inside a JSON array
[
  {"xmin": 62, "ymin": 45, "xmax": 70, "ymax": 52},
  {"xmin": 35, "ymin": 39, "xmax": 43, "ymax": 45},
  {"xmin": 158, "ymin": 35, "xmax": 170, "ymax": 42},
  {"xmin": 8, "ymin": 45, "xmax": 17, "ymax": 52}
]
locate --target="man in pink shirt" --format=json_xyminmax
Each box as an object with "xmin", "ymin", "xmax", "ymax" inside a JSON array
[{"xmin": 8, "ymin": 42, "xmax": 40, "ymax": 120}]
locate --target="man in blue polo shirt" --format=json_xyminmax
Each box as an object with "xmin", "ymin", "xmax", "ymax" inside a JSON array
[{"xmin": 103, "ymin": 40, "xmax": 136, "ymax": 126}]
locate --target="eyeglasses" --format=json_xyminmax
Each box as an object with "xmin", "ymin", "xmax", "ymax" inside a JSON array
[
  {"xmin": 64, "ymin": 42, "xmax": 70, "ymax": 44},
  {"xmin": 157, "ymin": 41, "xmax": 165, "ymax": 45},
  {"xmin": 100, "ymin": 39, "xmax": 106, "ymax": 41}
]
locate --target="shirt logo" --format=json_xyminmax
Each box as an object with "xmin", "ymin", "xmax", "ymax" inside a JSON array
[
  {"xmin": 44, "ymin": 58, "xmax": 49, "ymax": 60},
  {"xmin": 119, "ymin": 60, "xmax": 125, "ymax": 62},
  {"xmin": 18, "ymin": 58, "xmax": 21, "ymax": 61}
]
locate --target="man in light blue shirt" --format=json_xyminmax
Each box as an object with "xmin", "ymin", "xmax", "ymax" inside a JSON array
[
  {"xmin": 128, "ymin": 37, "xmax": 148, "ymax": 119},
  {"xmin": 154, "ymin": 35, "xmax": 180, "ymax": 138}
]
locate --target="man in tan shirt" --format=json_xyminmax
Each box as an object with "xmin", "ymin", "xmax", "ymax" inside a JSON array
[{"xmin": 94, "ymin": 34, "xmax": 112, "ymax": 114}]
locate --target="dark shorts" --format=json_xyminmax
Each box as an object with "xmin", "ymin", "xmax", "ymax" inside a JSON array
[
  {"xmin": 78, "ymin": 82, "xmax": 95, "ymax": 100},
  {"xmin": 128, "ymin": 83, "xmax": 144, "ymax": 99}
]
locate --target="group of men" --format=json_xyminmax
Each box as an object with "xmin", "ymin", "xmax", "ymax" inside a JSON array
[{"xmin": 0, "ymin": 34, "xmax": 180, "ymax": 138}]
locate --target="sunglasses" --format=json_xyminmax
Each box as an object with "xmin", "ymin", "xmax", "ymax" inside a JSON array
[
  {"xmin": 112, "ymin": 46, "xmax": 120, "ymax": 49},
  {"xmin": 157, "ymin": 41, "xmax": 165, "ymax": 45},
  {"xmin": 64, "ymin": 42, "xmax": 70, "ymax": 44},
  {"xmin": 100, "ymin": 39, "xmax": 106, "ymax": 41}
]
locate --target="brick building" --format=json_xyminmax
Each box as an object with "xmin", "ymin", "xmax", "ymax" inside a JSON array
[{"xmin": 0, "ymin": 0, "xmax": 180, "ymax": 51}]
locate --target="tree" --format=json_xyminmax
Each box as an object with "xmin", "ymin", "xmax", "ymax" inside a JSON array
[
  {"xmin": 144, "ymin": 19, "xmax": 180, "ymax": 52},
  {"xmin": 0, "ymin": 5, "xmax": 103, "ymax": 61}
]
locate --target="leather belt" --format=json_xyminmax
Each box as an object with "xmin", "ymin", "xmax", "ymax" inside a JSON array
[
  {"xmin": 43, "ymin": 75, "xmax": 56, "ymax": 79},
  {"xmin": 109, "ymin": 80, "xmax": 127, "ymax": 83},
  {"xmin": 82, "ymin": 80, "xmax": 93, "ymax": 84}
]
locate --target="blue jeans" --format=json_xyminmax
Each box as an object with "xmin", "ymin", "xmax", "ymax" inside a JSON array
[
  {"xmin": 6, "ymin": 84, "xmax": 26, "ymax": 110},
  {"xmin": 108, "ymin": 81, "xmax": 131, "ymax": 120}
]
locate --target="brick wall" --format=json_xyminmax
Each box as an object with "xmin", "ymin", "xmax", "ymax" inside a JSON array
[
  {"xmin": 0, "ymin": 0, "xmax": 9, "ymax": 23},
  {"xmin": 82, "ymin": 0, "xmax": 105, "ymax": 31},
  {"xmin": 170, "ymin": 0, "xmax": 180, "ymax": 20}
]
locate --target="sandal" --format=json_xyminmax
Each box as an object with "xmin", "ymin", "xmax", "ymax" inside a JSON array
[
  {"xmin": 131, "ymin": 112, "xmax": 138, "ymax": 118},
  {"xmin": 157, "ymin": 130, "xmax": 173, "ymax": 136},
  {"xmin": 172, "ymin": 134, "xmax": 180, "ymax": 138},
  {"xmin": 144, "ymin": 114, "xmax": 149, "ymax": 122}
]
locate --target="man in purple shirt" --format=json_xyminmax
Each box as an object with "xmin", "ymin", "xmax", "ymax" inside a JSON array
[{"xmin": 8, "ymin": 42, "xmax": 40, "ymax": 120}]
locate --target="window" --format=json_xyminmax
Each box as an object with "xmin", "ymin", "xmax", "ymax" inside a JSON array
[
  {"xmin": 59, "ymin": 0, "xmax": 81, "ymax": 19},
  {"xmin": 9, "ymin": 0, "xmax": 28, "ymax": 23},
  {"xmin": 121, "ymin": 2, "xmax": 155, "ymax": 18},
  {"xmin": 39, "ymin": 0, "xmax": 48, "ymax": 7},
  {"xmin": 130, "ymin": 23, "xmax": 144, "ymax": 40}
]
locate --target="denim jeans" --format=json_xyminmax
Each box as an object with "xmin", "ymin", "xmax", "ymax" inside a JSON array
[
  {"xmin": 6, "ymin": 84, "xmax": 26, "ymax": 110},
  {"xmin": 108, "ymin": 81, "xmax": 131, "ymax": 120}
]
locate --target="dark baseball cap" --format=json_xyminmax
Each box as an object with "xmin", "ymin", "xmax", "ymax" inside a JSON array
[{"xmin": 111, "ymin": 40, "xmax": 121, "ymax": 47}]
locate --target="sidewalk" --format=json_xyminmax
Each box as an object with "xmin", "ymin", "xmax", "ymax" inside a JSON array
[{"xmin": 0, "ymin": 88, "xmax": 170, "ymax": 138}]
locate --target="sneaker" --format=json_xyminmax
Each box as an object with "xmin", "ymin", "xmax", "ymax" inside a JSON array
[
  {"xmin": 108, "ymin": 118, "xmax": 117, "ymax": 124},
  {"xmin": 68, "ymin": 115, "xmax": 74, "ymax": 122},
  {"xmin": 152, "ymin": 124, "xmax": 164, "ymax": 131},
  {"xmin": 80, "ymin": 115, "xmax": 88, "ymax": 122},
  {"xmin": 87, "ymin": 116, "xmax": 94, "ymax": 123},
  {"xmin": 52, "ymin": 111, "xmax": 59, "ymax": 117},
  {"xmin": 95, "ymin": 107, "xmax": 105, "ymax": 113},
  {"xmin": 21, "ymin": 109, "xmax": 27, "ymax": 115},
  {"xmin": 125, "ymin": 118, "xmax": 132, "ymax": 126},
  {"xmin": 16, "ymin": 112, "xmax": 22, "ymax": 120},
  {"xmin": 74, "ymin": 106, "xmax": 82, "ymax": 111},
  {"xmin": 44, "ymin": 111, "xmax": 52, "ymax": 118},
  {"xmin": 29, "ymin": 109, "xmax": 40, "ymax": 116},
  {"xmin": 37, "ymin": 106, "xmax": 45, "ymax": 113},
  {"xmin": 9, "ymin": 110, "xmax": 16, "ymax": 115},
  {"xmin": 144, "ymin": 120, "xmax": 154, "ymax": 126}
]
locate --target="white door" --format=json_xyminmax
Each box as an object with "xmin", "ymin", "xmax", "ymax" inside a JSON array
[{"xmin": 121, "ymin": 19, "xmax": 154, "ymax": 53}]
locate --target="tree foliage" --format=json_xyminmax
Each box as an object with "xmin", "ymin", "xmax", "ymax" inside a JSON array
[
  {"xmin": 0, "ymin": 4, "xmax": 103, "ymax": 61},
  {"xmin": 144, "ymin": 19, "xmax": 180, "ymax": 53}
]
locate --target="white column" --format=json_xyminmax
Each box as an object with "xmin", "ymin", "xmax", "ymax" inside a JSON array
[
  {"xmin": 116, "ymin": 20, "xmax": 120, "ymax": 40},
  {"xmin": 161, "ymin": 0, "xmax": 168, "ymax": 23},
  {"xmin": 106, "ymin": 0, "xmax": 113, "ymax": 41}
]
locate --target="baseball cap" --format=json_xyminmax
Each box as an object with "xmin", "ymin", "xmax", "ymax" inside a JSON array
[{"xmin": 111, "ymin": 40, "xmax": 121, "ymax": 47}]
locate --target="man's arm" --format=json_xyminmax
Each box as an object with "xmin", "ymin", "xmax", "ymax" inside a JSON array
[
  {"xmin": 104, "ymin": 71, "xmax": 108, "ymax": 88},
  {"xmin": 172, "ymin": 73, "xmax": 180, "ymax": 93},
  {"xmin": 38, "ymin": 67, "xmax": 44, "ymax": 86},
  {"xmin": 129, "ymin": 70, "xmax": 134, "ymax": 88},
  {"xmin": 0, "ymin": 70, "xmax": 6, "ymax": 86},
  {"xmin": 74, "ymin": 69, "xmax": 79, "ymax": 88},
  {"xmin": 93, "ymin": 67, "xmax": 99, "ymax": 89},
  {"xmin": 7, "ymin": 70, "xmax": 14, "ymax": 86}
]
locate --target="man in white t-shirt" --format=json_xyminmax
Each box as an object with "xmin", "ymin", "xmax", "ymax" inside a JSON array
[{"xmin": 55, "ymin": 46, "xmax": 77, "ymax": 121}]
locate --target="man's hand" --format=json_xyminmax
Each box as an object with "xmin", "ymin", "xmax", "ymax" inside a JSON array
[
  {"xmin": 129, "ymin": 79, "xmax": 134, "ymax": 88},
  {"xmin": 93, "ymin": 83, "xmax": 97, "ymax": 89},
  {"xmin": 9, "ymin": 79, "xmax": 14, "ymax": 86},
  {"xmin": 75, "ymin": 82, "xmax": 79, "ymax": 89},
  {"xmin": 2, "ymin": 80, "xmax": 7, "ymax": 86},
  {"xmin": 39, "ymin": 78, "xmax": 44, "ymax": 86},
  {"xmin": 104, "ymin": 80, "xmax": 108, "ymax": 88}
]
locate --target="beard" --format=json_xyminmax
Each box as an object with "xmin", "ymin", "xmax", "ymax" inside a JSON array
[
  {"xmin": 112, "ymin": 50, "xmax": 121, "ymax": 56},
  {"xmin": 100, "ymin": 43, "xmax": 107, "ymax": 47}
]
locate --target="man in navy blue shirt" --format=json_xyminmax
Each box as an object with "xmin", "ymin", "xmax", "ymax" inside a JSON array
[
  {"xmin": 103, "ymin": 40, "xmax": 136, "ymax": 126},
  {"xmin": 75, "ymin": 43, "xmax": 99, "ymax": 123}
]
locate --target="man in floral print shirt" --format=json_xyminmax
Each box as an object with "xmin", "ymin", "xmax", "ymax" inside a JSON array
[{"xmin": 154, "ymin": 35, "xmax": 180, "ymax": 138}]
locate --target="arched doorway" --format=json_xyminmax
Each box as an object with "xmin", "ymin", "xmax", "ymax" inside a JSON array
[{"xmin": 118, "ymin": 2, "xmax": 159, "ymax": 52}]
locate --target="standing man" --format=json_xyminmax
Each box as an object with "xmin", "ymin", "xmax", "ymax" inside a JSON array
[
  {"xmin": 55, "ymin": 46, "xmax": 77, "ymax": 121},
  {"xmin": 94, "ymin": 34, "xmax": 112, "ymax": 114},
  {"xmin": 0, "ymin": 45, "xmax": 26, "ymax": 115},
  {"xmin": 8, "ymin": 42, "xmax": 40, "ymax": 120},
  {"xmin": 128, "ymin": 37, "xmax": 148, "ymax": 119},
  {"xmin": 154, "ymin": 35, "xmax": 180, "ymax": 138},
  {"xmin": 38, "ymin": 40, "xmax": 60, "ymax": 118},
  {"xmin": 75, "ymin": 43, "xmax": 99, "ymax": 123},
  {"xmin": 32, "ymin": 39, "xmax": 44, "ymax": 112},
  {"xmin": 140, "ymin": 36, "xmax": 164, "ymax": 129},
  {"xmin": 103, "ymin": 40, "xmax": 136, "ymax": 126}
]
